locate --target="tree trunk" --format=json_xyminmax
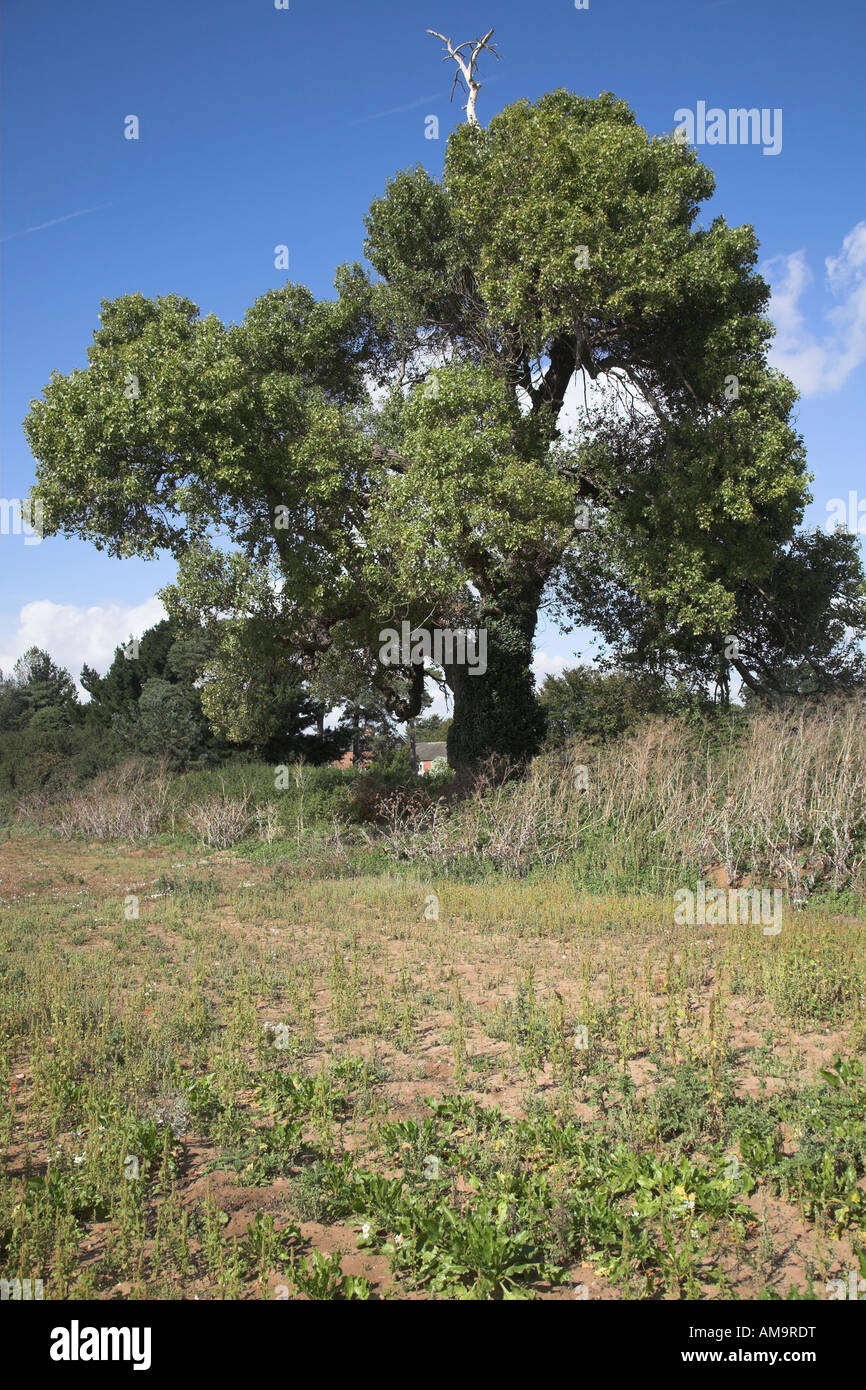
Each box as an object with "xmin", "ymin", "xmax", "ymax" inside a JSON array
[
  {"xmin": 445, "ymin": 578, "xmax": 546, "ymax": 776},
  {"xmin": 352, "ymin": 711, "xmax": 360, "ymax": 765},
  {"xmin": 408, "ymin": 717, "xmax": 417, "ymax": 773}
]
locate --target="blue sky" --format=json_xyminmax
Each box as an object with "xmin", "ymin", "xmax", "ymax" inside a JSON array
[{"xmin": 1, "ymin": 0, "xmax": 864, "ymax": 701}]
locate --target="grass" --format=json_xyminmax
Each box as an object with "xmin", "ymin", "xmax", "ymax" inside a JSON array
[
  {"xmin": 9, "ymin": 699, "xmax": 866, "ymax": 910},
  {"xmin": 1, "ymin": 834, "xmax": 864, "ymax": 1300}
]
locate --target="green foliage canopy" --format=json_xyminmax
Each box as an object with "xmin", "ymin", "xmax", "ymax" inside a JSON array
[{"xmin": 24, "ymin": 90, "xmax": 863, "ymax": 764}]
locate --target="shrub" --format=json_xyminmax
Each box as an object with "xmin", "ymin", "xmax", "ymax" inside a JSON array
[
  {"xmin": 347, "ymin": 747, "xmax": 428, "ymax": 823},
  {"xmin": 185, "ymin": 792, "xmax": 251, "ymax": 849},
  {"xmin": 45, "ymin": 759, "xmax": 174, "ymax": 841},
  {"xmin": 0, "ymin": 720, "xmax": 125, "ymax": 816}
]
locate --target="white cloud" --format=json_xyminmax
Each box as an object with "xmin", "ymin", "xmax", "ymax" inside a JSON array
[
  {"xmin": 0, "ymin": 597, "xmax": 166, "ymax": 691},
  {"xmin": 763, "ymin": 221, "xmax": 866, "ymax": 395},
  {"xmin": 532, "ymin": 650, "xmax": 567, "ymax": 683}
]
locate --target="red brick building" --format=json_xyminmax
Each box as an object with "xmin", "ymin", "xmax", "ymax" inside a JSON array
[{"xmin": 414, "ymin": 741, "xmax": 448, "ymax": 774}]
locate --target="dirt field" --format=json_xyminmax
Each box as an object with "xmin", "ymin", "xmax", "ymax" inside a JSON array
[{"xmin": 1, "ymin": 833, "xmax": 864, "ymax": 1300}]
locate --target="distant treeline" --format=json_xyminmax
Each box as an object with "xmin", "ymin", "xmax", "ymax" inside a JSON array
[
  {"xmin": 3, "ymin": 610, "xmax": 858, "ymax": 812},
  {"xmin": 0, "ymin": 617, "xmax": 449, "ymax": 805}
]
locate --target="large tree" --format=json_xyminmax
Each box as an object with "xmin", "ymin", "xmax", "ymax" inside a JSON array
[
  {"xmin": 539, "ymin": 665, "xmax": 673, "ymax": 747},
  {"xmin": 5, "ymin": 648, "xmax": 79, "ymax": 725},
  {"xmin": 23, "ymin": 52, "xmax": 863, "ymax": 769},
  {"xmin": 81, "ymin": 617, "xmax": 181, "ymax": 721}
]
